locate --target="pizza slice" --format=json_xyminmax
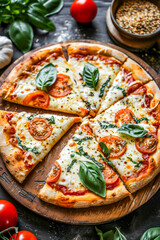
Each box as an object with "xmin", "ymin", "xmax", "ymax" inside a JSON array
[
  {"xmin": 0, "ymin": 110, "xmax": 81, "ymax": 183},
  {"xmin": 66, "ymin": 43, "xmax": 127, "ymax": 116},
  {"xmin": 39, "ymin": 121, "xmax": 129, "ymax": 208},
  {"xmin": 89, "ymin": 102, "xmax": 160, "ymax": 193},
  {"xmin": 0, "ymin": 45, "xmax": 88, "ymax": 116},
  {"xmin": 99, "ymin": 58, "xmax": 152, "ymax": 113}
]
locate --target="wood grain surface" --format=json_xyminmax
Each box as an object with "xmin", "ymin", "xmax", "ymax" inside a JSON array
[{"xmin": 0, "ymin": 40, "xmax": 159, "ymax": 225}]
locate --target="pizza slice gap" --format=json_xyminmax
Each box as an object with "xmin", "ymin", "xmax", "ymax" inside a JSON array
[
  {"xmin": 66, "ymin": 43, "xmax": 127, "ymax": 116},
  {"xmin": 0, "ymin": 45, "xmax": 88, "ymax": 117},
  {"xmin": 0, "ymin": 110, "xmax": 81, "ymax": 183},
  {"xmin": 89, "ymin": 108, "xmax": 160, "ymax": 193},
  {"xmin": 99, "ymin": 58, "xmax": 152, "ymax": 114},
  {"xmin": 39, "ymin": 121, "xmax": 129, "ymax": 208}
]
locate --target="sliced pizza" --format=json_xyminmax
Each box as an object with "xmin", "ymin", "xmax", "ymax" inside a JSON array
[
  {"xmin": 0, "ymin": 110, "xmax": 81, "ymax": 183},
  {"xmin": 99, "ymin": 58, "xmax": 152, "ymax": 113},
  {"xmin": 0, "ymin": 45, "xmax": 88, "ymax": 116},
  {"xmin": 66, "ymin": 43, "xmax": 127, "ymax": 116},
  {"xmin": 39, "ymin": 121, "xmax": 129, "ymax": 208}
]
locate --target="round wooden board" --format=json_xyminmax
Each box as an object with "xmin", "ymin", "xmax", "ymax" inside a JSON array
[{"xmin": 0, "ymin": 40, "xmax": 160, "ymax": 225}]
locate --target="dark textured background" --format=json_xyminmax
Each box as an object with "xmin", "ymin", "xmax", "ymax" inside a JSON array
[{"xmin": 0, "ymin": 1, "xmax": 160, "ymax": 239}]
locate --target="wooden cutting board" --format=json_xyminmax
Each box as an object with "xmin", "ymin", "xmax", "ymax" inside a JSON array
[{"xmin": 0, "ymin": 40, "xmax": 160, "ymax": 225}]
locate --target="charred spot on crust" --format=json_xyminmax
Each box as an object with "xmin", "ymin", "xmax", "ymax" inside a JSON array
[{"xmin": 6, "ymin": 160, "xmax": 10, "ymax": 164}]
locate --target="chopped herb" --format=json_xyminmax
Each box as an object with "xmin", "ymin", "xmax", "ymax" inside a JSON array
[
  {"xmin": 89, "ymin": 92, "xmax": 94, "ymax": 96},
  {"xmin": 128, "ymin": 157, "xmax": 142, "ymax": 168},
  {"xmin": 85, "ymin": 101, "xmax": 91, "ymax": 110},
  {"xmin": 130, "ymin": 113, "xmax": 149, "ymax": 123},
  {"xmin": 79, "ymin": 73, "xmax": 83, "ymax": 78},
  {"xmin": 28, "ymin": 114, "xmax": 38, "ymax": 120},
  {"xmin": 113, "ymin": 86, "xmax": 127, "ymax": 97},
  {"xmin": 46, "ymin": 116, "xmax": 55, "ymax": 124},
  {"xmin": 98, "ymin": 121, "xmax": 117, "ymax": 129},
  {"xmin": 99, "ymin": 154, "xmax": 115, "ymax": 169},
  {"xmin": 67, "ymin": 159, "xmax": 77, "ymax": 172},
  {"xmin": 75, "ymin": 146, "xmax": 103, "ymax": 170},
  {"xmin": 66, "ymin": 68, "xmax": 69, "ymax": 72},
  {"xmin": 17, "ymin": 137, "xmax": 39, "ymax": 154},
  {"xmin": 70, "ymin": 153, "xmax": 75, "ymax": 158},
  {"xmin": 72, "ymin": 136, "xmax": 93, "ymax": 145},
  {"xmin": 99, "ymin": 77, "xmax": 111, "ymax": 97}
]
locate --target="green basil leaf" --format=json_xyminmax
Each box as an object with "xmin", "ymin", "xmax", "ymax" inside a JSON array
[
  {"xmin": 140, "ymin": 227, "xmax": 160, "ymax": 240},
  {"xmin": 127, "ymin": 157, "xmax": 142, "ymax": 168},
  {"xmin": 99, "ymin": 154, "xmax": 115, "ymax": 169},
  {"xmin": 0, "ymin": 8, "xmax": 13, "ymax": 23},
  {"xmin": 99, "ymin": 142, "xmax": 111, "ymax": 158},
  {"xmin": 0, "ymin": 0, "xmax": 10, "ymax": 6},
  {"xmin": 72, "ymin": 136, "xmax": 93, "ymax": 145},
  {"xmin": 46, "ymin": 116, "xmax": 55, "ymax": 124},
  {"xmin": 17, "ymin": 137, "xmax": 39, "ymax": 154},
  {"xmin": 27, "ymin": 3, "xmax": 55, "ymax": 31},
  {"xmin": 99, "ymin": 77, "xmax": 111, "ymax": 98},
  {"xmin": 38, "ymin": 0, "xmax": 64, "ymax": 16},
  {"xmin": 67, "ymin": 159, "xmax": 77, "ymax": 172},
  {"xmin": 130, "ymin": 113, "xmax": 149, "ymax": 123},
  {"xmin": 103, "ymin": 231, "xmax": 114, "ymax": 240},
  {"xmin": 83, "ymin": 62, "xmax": 99, "ymax": 90},
  {"xmin": 9, "ymin": 20, "xmax": 33, "ymax": 53},
  {"xmin": 98, "ymin": 121, "xmax": 117, "ymax": 129},
  {"xmin": 118, "ymin": 123, "xmax": 148, "ymax": 138},
  {"xmin": 114, "ymin": 227, "xmax": 127, "ymax": 240},
  {"xmin": 79, "ymin": 161, "xmax": 106, "ymax": 197},
  {"xmin": 113, "ymin": 86, "xmax": 126, "ymax": 97},
  {"xmin": 36, "ymin": 63, "xmax": 57, "ymax": 91},
  {"xmin": 95, "ymin": 227, "xmax": 104, "ymax": 240},
  {"xmin": 28, "ymin": 114, "xmax": 38, "ymax": 120}
]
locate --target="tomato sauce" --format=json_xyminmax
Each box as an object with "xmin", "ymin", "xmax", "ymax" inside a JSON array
[
  {"xmin": 5, "ymin": 113, "xmax": 13, "ymax": 124},
  {"xmin": 152, "ymin": 122, "xmax": 159, "ymax": 135},
  {"xmin": 106, "ymin": 178, "xmax": 120, "ymax": 190}
]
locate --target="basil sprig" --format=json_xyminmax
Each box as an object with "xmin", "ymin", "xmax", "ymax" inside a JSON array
[
  {"xmin": 130, "ymin": 113, "xmax": 149, "ymax": 123},
  {"xmin": 118, "ymin": 123, "xmax": 148, "ymax": 138},
  {"xmin": 79, "ymin": 161, "xmax": 106, "ymax": 198},
  {"xmin": 28, "ymin": 114, "xmax": 38, "ymax": 120},
  {"xmin": 75, "ymin": 146, "xmax": 104, "ymax": 170},
  {"xmin": 113, "ymin": 86, "xmax": 127, "ymax": 97},
  {"xmin": 98, "ymin": 121, "xmax": 117, "ymax": 129},
  {"xmin": 72, "ymin": 136, "xmax": 93, "ymax": 145},
  {"xmin": 17, "ymin": 137, "xmax": 39, "ymax": 154},
  {"xmin": 36, "ymin": 63, "xmax": 57, "ymax": 91},
  {"xmin": 83, "ymin": 62, "xmax": 99, "ymax": 90},
  {"xmin": 99, "ymin": 77, "xmax": 111, "ymax": 98},
  {"xmin": 127, "ymin": 157, "xmax": 142, "ymax": 168},
  {"xmin": 67, "ymin": 159, "xmax": 77, "ymax": 172},
  {"xmin": 140, "ymin": 227, "xmax": 160, "ymax": 240}
]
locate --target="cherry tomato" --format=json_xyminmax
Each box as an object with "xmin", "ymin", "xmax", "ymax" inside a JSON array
[
  {"xmin": 23, "ymin": 91, "xmax": 49, "ymax": 109},
  {"xmin": 102, "ymin": 164, "xmax": 119, "ymax": 185},
  {"xmin": 99, "ymin": 135, "xmax": 127, "ymax": 159},
  {"xmin": 0, "ymin": 200, "xmax": 18, "ymax": 231},
  {"xmin": 115, "ymin": 108, "xmax": 136, "ymax": 127},
  {"xmin": 47, "ymin": 74, "xmax": 71, "ymax": 98},
  {"xmin": 29, "ymin": 118, "xmax": 53, "ymax": 141},
  {"xmin": 135, "ymin": 132, "xmax": 158, "ymax": 154},
  {"xmin": 46, "ymin": 161, "xmax": 61, "ymax": 183},
  {"xmin": 10, "ymin": 231, "xmax": 37, "ymax": 240},
  {"xmin": 70, "ymin": 0, "xmax": 97, "ymax": 23}
]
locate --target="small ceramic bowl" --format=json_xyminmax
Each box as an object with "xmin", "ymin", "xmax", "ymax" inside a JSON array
[{"xmin": 110, "ymin": 0, "xmax": 160, "ymax": 42}]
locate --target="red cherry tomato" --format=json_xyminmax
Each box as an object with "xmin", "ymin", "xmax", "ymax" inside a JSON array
[
  {"xmin": 0, "ymin": 200, "xmax": 18, "ymax": 231},
  {"xmin": 10, "ymin": 231, "xmax": 37, "ymax": 240},
  {"xmin": 70, "ymin": 0, "xmax": 97, "ymax": 23}
]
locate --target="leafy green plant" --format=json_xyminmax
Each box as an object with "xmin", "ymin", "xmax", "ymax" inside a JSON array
[
  {"xmin": 83, "ymin": 62, "xmax": 99, "ymax": 90},
  {"xmin": 0, "ymin": 0, "xmax": 63, "ymax": 53}
]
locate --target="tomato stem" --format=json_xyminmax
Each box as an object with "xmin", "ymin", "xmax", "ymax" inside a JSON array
[{"xmin": 0, "ymin": 227, "xmax": 18, "ymax": 236}]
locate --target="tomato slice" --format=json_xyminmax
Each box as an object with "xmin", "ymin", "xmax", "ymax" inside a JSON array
[
  {"xmin": 47, "ymin": 74, "xmax": 72, "ymax": 98},
  {"xmin": 29, "ymin": 118, "xmax": 53, "ymax": 141},
  {"xmin": 81, "ymin": 124, "xmax": 93, "ymax": 136},
  {"xmin": 99, "ymin": 135, "xmax": 127, "ymax": 159},
  {"xmin": 23, "ymin": 91, "xmax": 49, "ymax": 108},
  {"xmin": 46, "ymin": 161, "xmax": 61, "ymax": 183},
  {"xmin": 115, "ymin": 108, "xmax": 136, "ymax": 127},
  {"xmin": 131, "ymin": 85, "xmax": 147, "ymax": 95},
  {"xmin": 135, "ymin": 132, "xmax": 158, "ymax": 154},
  {"xmin": 102, "ymin": 164, "xmax": 119, "ymax": 185},
  {"xmin": 127, "ymin": 82, "xmax": 142, "ymax": 95}
]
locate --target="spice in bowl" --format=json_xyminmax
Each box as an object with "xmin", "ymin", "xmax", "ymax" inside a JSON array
[{"xmin": 116, "ymin": 0, "xmax": 160, "ymax": 35}]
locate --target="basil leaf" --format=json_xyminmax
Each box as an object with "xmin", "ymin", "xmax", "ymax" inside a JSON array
[
  {"xmin": 36, "ymin": 63, "xmax": 57, "ymax": 91},
  {"xmin": 118, "ymin": 123, "xmax": 148, "ymax": 138},
  {"xmin": 104, "ymin": 231, "xmax": 114, "ymax": 240},
  {"xmin": 27, "ymin": 3, "xmax": 55, "ymax": 31},
  {"xmin": 140, "ymin": 227, "xmax": 160, "ymax": 240},
  {"xmin": 130, "ymin": 113, "xmax": 149, "ymax": 123},
  {"xmin": 76, "ymin": 146, "xmax": 104, "ymax": 170},
  {"xmin": 0, "ymin": 0, "xmax": 10, "ymax": 6},
  {"xmin": 67, "ymin": 159, "xmax": 77, "ymax": 172},
  {"xmin": 99, "ymin": 77, "xmax": 111, "ymax": 98},
  {"xmin": 17, "ymin": 137, "xmax": 39, "ymax": 154},
  {"xmin": 99, "ymin": 142, "xmax": 111, "ymax": 158},
  {"xmin": 79, "ymin": 161, "xmax": 106, "ymax": 197},
  {"xmin": 127, "ymin": 157, "xmax": 142, "ymax": 168},
  {"xmin": 46, "ymin": 116, "xmax": 55, "ymax": 124},
  {"xmin": 28, "ymin": 114, "xmax": 38, "ymax": 120},
  {"xmin": 99, "ymin": 154, "xmax": 115, "ymax": 169},
  {"xmin": 38, "ymin": 0, "xmax": 64, "ymax": 16},
  {"xmin": 95, "ymin": 227, "xmax": 104, "ymax": 240},
  {"xmin": 72, "ymin": 136, "xmax": 93, "ymax": 145},
  {"xmin": 83, "ymin": 62, "xmax": 99, "ymax": 90},
  {"xmin": 113, "ymin": 86, "xmax": 126, "ymax": 97},
  {"xmin": 9, "ymin": 20, "xmax": 33, "ymax": 53},
  {"xmin": 98, "ymin": 121, "xmax": 117, "ymax": 129},
  {"xmin": 114, "ymin": 227, "xmax": 127, "ymax": 240}
]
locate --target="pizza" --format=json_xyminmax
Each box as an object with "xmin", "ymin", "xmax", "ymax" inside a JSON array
[
  {"xmin": 0, "ymin": 110, "xmax": 80, "ymax": 183},
  {"xmin": 0, "ymin": 42, "xmax": 159, "ymax": 208}
]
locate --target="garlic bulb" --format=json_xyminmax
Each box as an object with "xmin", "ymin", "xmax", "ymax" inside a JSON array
[{"xmin": 0, "ymin": 36, "xmax": 13, "ymax": 69}]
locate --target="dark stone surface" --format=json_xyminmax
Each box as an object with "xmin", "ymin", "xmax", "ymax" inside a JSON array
[{"xmin": 0, "ymin": 1, "xmax": 160, "ymax": 239}]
